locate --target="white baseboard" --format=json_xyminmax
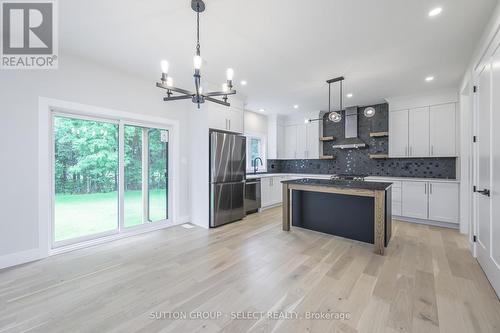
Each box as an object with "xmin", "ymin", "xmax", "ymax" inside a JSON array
[
  {"xmin": 175, "ymin": 215, "xmax": 191, "ymax": 225},
  {"xmin": 394, "ymin": 216, "xmax": 459, "ymax": 229},
  {"xmin": 0, "ymin": 248, "xmax": 46, "ymax": 271},
  {"xmin": 259, "ymin": 203, "xmax": 282, "ymax": 211},
  {"xmin": 1, "ymin": 215, "xmax": 193, "ymax": 270}
]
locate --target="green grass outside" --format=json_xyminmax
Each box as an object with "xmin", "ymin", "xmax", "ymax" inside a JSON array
[{"xmin": 54, "ymin": 189, "xmax": 167, "ymax": 242}]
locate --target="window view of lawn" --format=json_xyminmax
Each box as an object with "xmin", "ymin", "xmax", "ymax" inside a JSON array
[
  {"xmin": 54, "ymin": 116, "xmax": 168, "ymax": 244},
  {"xmin": 54, "ymin": 189, "xmax": 167, "ymax": 241}
]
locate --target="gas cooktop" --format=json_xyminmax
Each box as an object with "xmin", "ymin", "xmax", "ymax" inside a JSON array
[{"xmin": 330, "ymin": 174, "xmax": 368, "ymax": 181}]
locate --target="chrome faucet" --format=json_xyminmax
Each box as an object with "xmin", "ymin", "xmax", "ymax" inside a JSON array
[{"xmin": 252, "ymin": 157, "xmax": 263, "ymax": 174}]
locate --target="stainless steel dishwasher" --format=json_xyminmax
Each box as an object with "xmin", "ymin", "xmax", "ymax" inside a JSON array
[{"xmin": 245, "ymin": 178, "xmax": 261, "ymax": 214}]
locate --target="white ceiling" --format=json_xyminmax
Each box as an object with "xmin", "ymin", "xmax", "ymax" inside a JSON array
[{"xmin": 60, "ymin": 0, "xmax": 497, "ymax": 115}]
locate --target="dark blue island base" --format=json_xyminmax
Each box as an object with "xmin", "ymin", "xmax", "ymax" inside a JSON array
[
  {"xmin": 281, "ymin": 178, "xmax": 393, "ymax": 255},
  {"xmin": 291, "ymin": 190, "xmax": 392, "ymax": 247}
]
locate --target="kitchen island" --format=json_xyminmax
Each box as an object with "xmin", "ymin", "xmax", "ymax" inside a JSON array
[{"xmin": 282, "ymin": 178, "xmax": 392, "ymax": 255}]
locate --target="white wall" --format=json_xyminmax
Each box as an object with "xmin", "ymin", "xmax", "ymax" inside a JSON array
[{"xmin": 0, "ymin": 54, "xmax": 193, "ymax": 266}]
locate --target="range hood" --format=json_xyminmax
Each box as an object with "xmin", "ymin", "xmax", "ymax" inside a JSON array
[{"xmin": 331, "ymin": 106, "xmax": 367, "ymax": 149}]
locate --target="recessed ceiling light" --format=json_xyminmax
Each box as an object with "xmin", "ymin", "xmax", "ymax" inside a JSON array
[
  {"xmin": 240, "ymin": 80, "xmax": 247, "ymax": 86},
  {"xmin": 428, "ymin": 7, "xmax": 442, "ymax": 17},
  {"xmin": 425, "ymin": 76, "xmax": 435, "ymax": 82},
  {"xmin": 293, "ymin": 105, "xmax": 299, "ymax": 109},
  {"xmin": 346, "ymin": 93, "xmax": 353, "ymax": 98},
  {"xmin": 258, "ymin": 108, "xmax": 265, "ymax": 112}
]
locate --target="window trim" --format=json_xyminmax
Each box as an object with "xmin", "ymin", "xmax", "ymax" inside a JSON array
[
  {"xmin": 245, "ymin": 131, "xmax": 267, "ymax": 173},
  {"xmin": 39, "ymin": 97, "xmax": 180, "ymax": 256}
]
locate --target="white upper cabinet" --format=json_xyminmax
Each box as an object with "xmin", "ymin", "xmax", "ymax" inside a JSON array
[
  {"xmin": 430, "ymin": 103, "xmax": 456, "ymax": 157},
  {"xmin": 409, "ymin": 107, "xmax": 430, "ymax": 157},
  {"xmin": 207, "ymin": 103, "xmax": 228, "ymax": 131},
  {"xmin": 389, "ymin": 110, "xmax": 409, "ymax": 157},
  {"xmin": 283, "ymin": 125, "xmax": 297, "ymax": 159},
  {"xmin": 389, "ymin": 102, "xmax": 457, "ymax": 158},
  {"xmin": 296, "ymin": 124, "xmax": 307, "ymax": 159},
  {"xmin": 277, "ymin": 118, "xmax": 319, "ymax": 160},
  {"xmin": 207, "ymin": 100, "xmax": 244, "ymax": 133},
  {"xmin": 228, "ymin": 107, "xmax": 244, "ymax": 133},
  {"xmin": 305, "ymin": 121, "xmax": 319, "ymax": 159}
]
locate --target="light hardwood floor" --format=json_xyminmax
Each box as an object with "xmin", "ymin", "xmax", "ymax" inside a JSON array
[{"xmin": 1, "ymin": 207, "xmax": 499, "ymax": 333}]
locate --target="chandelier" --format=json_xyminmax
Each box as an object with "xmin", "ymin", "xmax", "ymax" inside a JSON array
[{"xmin": 156, "ymin": 0, "xmax": 236, "ymax": 109}]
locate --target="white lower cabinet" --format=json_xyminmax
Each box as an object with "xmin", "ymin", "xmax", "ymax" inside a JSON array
[
  {"xmin": 402, "ymin": 181, "xmax": 429, "ymax": 219},
  {"xmin": 261, "ymin": 176, "xmax": 285, "ymax": 208},
  {"xmin": 428, "ymin": 182, "xmax": 459, "ymax": 223},
  {"xmin": 391, "ymin": 185, "xmax": 402, "ymax": 216},
  {"xmin": 401, "ymin": 180, "xmax": 459, "ymax": 223}
]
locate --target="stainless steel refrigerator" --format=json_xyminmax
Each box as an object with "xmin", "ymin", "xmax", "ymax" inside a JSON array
[{"xmin": 209, "ymin": 131, "xmax": 246, "ymax": 227}]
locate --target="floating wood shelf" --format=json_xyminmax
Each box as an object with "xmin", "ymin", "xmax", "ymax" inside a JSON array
[
  {"xmin": 319, "ymin": 155, "xmax": 336, "ymax": 160},
  {"xmin": 319, "ymin": 136, "xmax": 336, "ymax": 141},
  {"xmin": 369, "ymin": 154, "xmax": 389, "ymax": 159},
  {"xmin": 369, "ymin": 131, "xmax": 389, "ymax": 138}
]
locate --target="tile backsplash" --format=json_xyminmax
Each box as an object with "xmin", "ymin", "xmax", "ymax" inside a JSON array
[
  {"xmin": 267, "ymin": 102, "xmax": 456, "ymax": 179},
  {"xmin": 267, "ymin": 157, "xmax": 456, "ymax": 179}
]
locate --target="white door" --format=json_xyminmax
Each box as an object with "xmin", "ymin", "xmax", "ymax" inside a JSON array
[
  {"xmin": 430, "ymin": 103, "xmax": 456, "ymax": 156},
  {"xmin": 389, "ymin": 110, "xmax": 409, "ymax": 157},
  {"xmin": 475, "ymin": 54, "xmax": 500, "ymax": 296},
  {"xmin": 428, "ymin": 182, "xmax": 459, "ymax": 223},
  {"xmin": 408, "ymin": 107, "xmax": 430, "ymax": 157},
  {"xmin": 402, "ymin": 181, "xmax": 428, "ymax": 219},
  {"xmin": 490, "ymin": 46, "xmax": 500, "ymax": 295},
  {"xmin": 284, "ymin": 125, "xmax": 297, "ymax": 159},
  {"xmin": 296, "ymin": 124, "xmax": 307, "ymax": 159}
]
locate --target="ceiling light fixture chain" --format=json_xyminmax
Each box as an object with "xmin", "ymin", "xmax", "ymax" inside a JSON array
[{"xmin": 156, "ymin": 0, "xmax": 236, "ymax": 109}]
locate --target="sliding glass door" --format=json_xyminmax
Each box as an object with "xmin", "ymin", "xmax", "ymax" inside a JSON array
[
  {"xmin": 124, "ymin": 125, "xmax": 143, "ymax": 227},
  {"xmin": 148, "ymin": 129, "xmax": 168, "ymax": 222},
  {"xmin": 53, "ymin": 114, "xmax": 171, "ymax": 247},
  {"xmin": 53, "ymin": 116, "xmax": 119, "ymax": 243},
  {"xmin": 123, "ymin": 126, "xmax": 169, "ymax": 227}
]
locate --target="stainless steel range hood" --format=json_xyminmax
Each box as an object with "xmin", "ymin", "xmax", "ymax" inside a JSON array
[{"xmin": 331, "ymin": 106, "xmax": 367, "ymax": 149}]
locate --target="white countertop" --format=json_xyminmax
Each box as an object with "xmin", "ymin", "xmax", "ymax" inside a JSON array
[{"xmin": 246, "ymin": 173, "xmax": 459, "ymax": 183}]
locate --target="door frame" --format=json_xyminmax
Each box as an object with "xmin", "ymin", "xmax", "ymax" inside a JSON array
[{"xmin": 39, "ymin": 97, "xmax": 179, "ymax": 256}]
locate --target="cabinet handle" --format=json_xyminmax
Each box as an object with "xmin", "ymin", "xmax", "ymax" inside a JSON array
[
  {"xmin": 430, "ymin": 183, "xmax": 433, "ymax": 194},
  {"xmin": 431, "ymin": 145, "xmax": 434, "ymax": 156},
  {"xmin": 424, "ymin": 183, "xmax": 427, "ymax": 194},
  {"xmin": 229, "ymin": 119, "xmax": 231, "ymax": 130},
  {"xmin": 225, "ymin": 119, "xmax": 228, "ymax": 130}
]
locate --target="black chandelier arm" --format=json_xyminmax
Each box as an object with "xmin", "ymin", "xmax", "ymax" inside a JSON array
[
  {"xmin": 204, "ymin": 90, "xmax": 237, "ymax": 97},
  {"xmin": 163, "ymin": 95, "xmax": 193, "ymax": 102},
  {"xmin": 156, "ymin": 82, "xmax": 195, "ymax": 96},
  {"xmin": 205, "ymin": 96, "xmax": 230, "ymax": 107}
]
